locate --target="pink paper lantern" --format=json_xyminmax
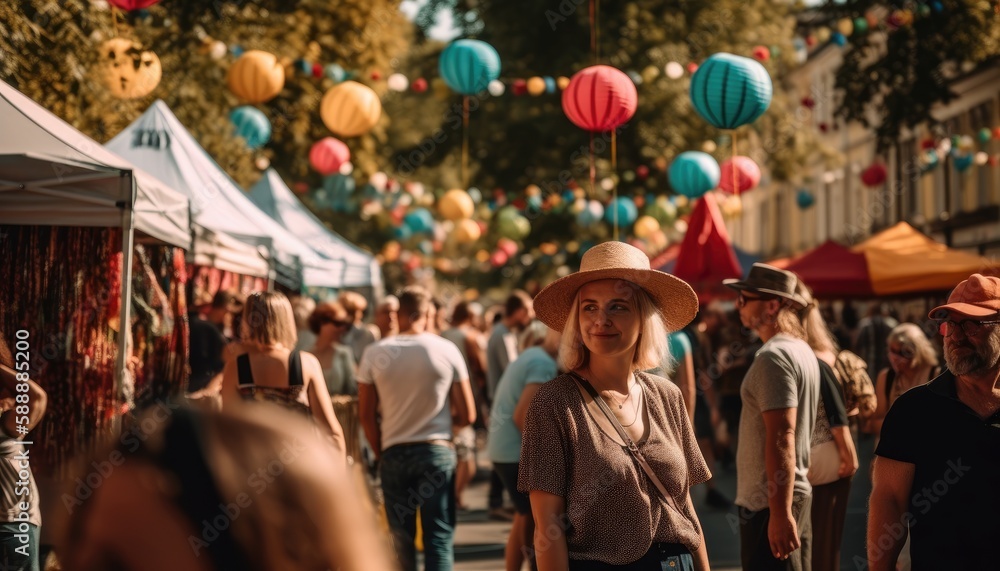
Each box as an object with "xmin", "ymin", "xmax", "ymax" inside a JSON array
[
  {"xmin": 107, "ymin": 0, "xmax": 161, "ymax": 10},
  {"xmin": 719, "ymin": 156, "xmax": 762, "ymax": 194},
  {"xmin": 497, "ymin": 238, "xmax": 519, "ymax": 257},
  {"xmin": 561, "ymin": 65, "xmax": 638, "ymax": 132},
  {"xmin": 309, "ymin": 137, "xmax": 350, "ymax": 176}
]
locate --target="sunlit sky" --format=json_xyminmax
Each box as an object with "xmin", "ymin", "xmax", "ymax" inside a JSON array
[{"xmin": 400, "ymin": 0, "xmax": 460, "ymax": 41}]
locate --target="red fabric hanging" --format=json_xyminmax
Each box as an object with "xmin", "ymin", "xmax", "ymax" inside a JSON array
[{"xmin": 672, "ymin": 194, "xmax": 743, "ymax": 302}]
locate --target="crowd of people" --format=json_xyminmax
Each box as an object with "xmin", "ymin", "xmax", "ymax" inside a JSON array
[{"xmin": 1, "ymin": 240, "xmax": 998, "ymax": 571}]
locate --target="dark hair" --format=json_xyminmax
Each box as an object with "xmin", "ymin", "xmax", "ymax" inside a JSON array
[
  {"xmin": 398, "ymin": 286, "xmax": 432, "ymax": 324},
  {"xmin": 451, "ymin": 301, "xmax": 471, "ymax": 324},
  {"xmin": 504, "ymin": 290, "xmax": 532, "ymax": 318},
  {"xmin": 211, "ymin": 291, "xmax": 234, "ymax": 310},
  {"xmin": 307, "ymin": 302, "xmax": 349, "ymax": 335}
]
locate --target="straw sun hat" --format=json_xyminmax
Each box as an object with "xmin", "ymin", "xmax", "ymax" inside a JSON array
[{"xmin": 533, "ymin": 241, "xmax": 699, "ymax": 333}]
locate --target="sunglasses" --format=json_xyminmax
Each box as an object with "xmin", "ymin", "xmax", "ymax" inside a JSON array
[
  {"xmin": 737, "ymin": 291, "xmax": 773, "ymax": 308},
  {"xmin": 325, "ymin": 318, "xmax": 350, "ymax": 328},
  {"xmin": 937, "ymin": 319, "xmax": 1000, "ymax": 337},
  {"xmin": 888, "ymin": 346, "xmax": 915, "ymax": 359}
]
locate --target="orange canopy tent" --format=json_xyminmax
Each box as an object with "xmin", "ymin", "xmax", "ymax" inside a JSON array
[
  {"xmin": 851, "ymin": 222, "xmax": 998, "ymax": 296},
  {"xmin": 785, "ymin": 239, "xmax": 875, "ymax": 298},
  {"xmin": 672, "ymin": 193, "xmax": 743, "ymax": 301}
]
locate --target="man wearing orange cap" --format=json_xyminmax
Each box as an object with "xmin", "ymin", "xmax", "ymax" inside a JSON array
[{"xmin": 868, "ymin": 274, "xmax": 1000, "ymax": 570}]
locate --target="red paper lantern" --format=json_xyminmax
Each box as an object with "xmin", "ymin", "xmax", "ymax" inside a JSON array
[
  {"xmin": 309, "ymin": 137, "xmax": 350, "ymax": 175},
  {"xmin": 993, "ymin": 127, "xmax": 1000, "ymax": 140},
  {"xmin": 107, "ymin": 0, "xmax": 161, "ymax": 10},
  {"xmin": 512, "ymin": 79, "xmax": 528, "ymax": 96},
  {"xmin": 719, "ymin": 156, "xmax": 762, "ymax": 194},
  {"xmin": 805, "ymin": 35, "xmax": 817, "ymax": 47},
  {"xmin": 686, "ymin": 62, "xmax": 699, "ymax": 74},
  {"xmin": 411, "ymin": 78, "xmax": 428, "ymax": 93},
  {"xmin": 920, "ymin": 138, "xmax": 937, "ymax": 150},
  {"xmin": 370, "ymin": 70, "xmax": 382, "ymax": 81},
  {"xmin": 861, "ymin": 163, "xmax": 887, "ymax": 186},
  {"xmin": 489, "ymin": 250, "xmax": 509, "ymax": 267},
  {"xmin": 561, "ymin": 65, "xmax": 638, "ymax": 132},
  {"xmin": 292, "ymin": 181, "xmax": 310, "ymax": 194},
  {"xmin": 801, "ymin": 96, "xmax": 816, "ymax": 109},
  {"xmin": 752, "ymin": 45, "xmax": 771, "ymax": 62},
  {"xmin": 497, "ymin": 238, "xmax": 519, "ymax": 257},
  {"xmin": 311, "ymin": 63, "xmax": 324, "ymax": 79},
  {"xmin": 636, "ymin": 165, "xmax": 650, "ymax": 180}
]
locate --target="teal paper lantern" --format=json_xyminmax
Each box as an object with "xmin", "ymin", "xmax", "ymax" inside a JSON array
[
  {"xmin": 605, "ymin": 197, "xmax": 639, "ymax": 226},
  {"xmin": 689, "ymin": 53, "xmax": 773, "ymax": 130},
  {"xmin": 321, "ymin": 174, "xmax": 356, "ymax": 213},
  {"xmin": 953, "ymin": 153, "xmax": 974, "ymax": 173},
  {"xmin": 229, "ymin": 106, "xmax": 271, "ymax": 149},
  {"xmin": 324, "ymin": 64, "xmax": 347, "ymax": 83},
  {"xmin": 832, "ymin": 32, "xmax": 847, "ymax": 47},
  {"xmin": 404, "ymin": 208, "xmax": 435, "ymax": 234},
  {"xmin": 668, "ymin": 151, "xmax": 721, "ymax": 198},
  {"xmin": 978, "ymin": 128, "xmax": 993, "ymax": 144},
  {"xmin": 439, "ymin": 39, "xmax": 501, "ymax": 95},
  {"xmin": 796, "ymin": 190, "xmax": 815, "ymax": 210}
]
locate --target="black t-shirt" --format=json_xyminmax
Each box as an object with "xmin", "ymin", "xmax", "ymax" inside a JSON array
[
  {"xmin": 188, "ymin": 313, "xmax": 227, "ymax": 393},
  {"xmin": 875, "ymin": 371, "xmax": 1000, "ymax": 570}
]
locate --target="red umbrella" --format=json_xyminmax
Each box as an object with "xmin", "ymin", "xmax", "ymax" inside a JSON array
[{"xmin": 673, "ymin": 193, "xmax": 742, "ymax": 302}]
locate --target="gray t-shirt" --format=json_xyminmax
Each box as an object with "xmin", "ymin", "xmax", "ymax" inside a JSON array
[
  {"xmin": 736, "ymin": 334, "xmax": 820, "ymax": 511},
  {"xmin": 486, "ymin": 323, "xmax": 518, "ymax": 400}
]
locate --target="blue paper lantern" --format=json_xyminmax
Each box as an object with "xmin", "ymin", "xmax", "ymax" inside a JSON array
[
  {"xmin": 604, "ymin": 197, "xmax": 639, "ymax": 226},
  {"xmin": 544, "ymin": 76, "xmax": 557, "ymax": 94},
  {"xmin": 404, "ymin": 208, "xmax": 435, "ymax": 234},
  {"xmin": 796, "ymin": 190, "xmax": 815, "ymax": 210},
  {"xmin": 297, "ymin": 59, "xmax": 312, "ymax": 75},
  {"xmin": 668, "ymin": 151, "xmax": 721, "ymax": 198},
  {"xmin": 439, "ymin": 39, "xmax": 501, "ymax": 95},
  {"xmin": 392, "ymin": 224, "xmax": 413, "ymax": 240},
  {"xmin": 953, "ymin": 153, "xmax": 974, "ymax": 173},
  {"xmin": 324, "ymin": 64, "xmax": 347, "ymax": 83},
  {"xmin": 229, "ymin": 106, "xmax": 271, "ymax": 149},
  {"xmin": 832, "ymin": 32, "xmax": 847, "ymax": 47},
  {"xmin": 689, "ymin": 53, "xmax": 773, "ymax": 130},
  {"xmin": 230, "ymin": 45, "xmax": 244, "ymax": 57}
]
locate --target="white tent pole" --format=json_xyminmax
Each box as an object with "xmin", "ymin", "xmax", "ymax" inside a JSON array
[{"xmin": 113, "ymin": 171, "xmax": 136, "ymax": 434}]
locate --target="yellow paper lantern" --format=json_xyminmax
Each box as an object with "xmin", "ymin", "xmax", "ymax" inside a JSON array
[
  {"xmin": 438, "ymin": 189, "xmax": 475, "ymax": 221},
  {"xmin": 526, "ymin": 76, "xmax": 546, "ymax": 96},
  {"xmin": 226, "ymin": 50, "xmax": 285, "ymax": 104},
  {"xmin": 837, "ymin": 18, "xmax": 854, "ymax": 36},
  {"xmin": 454, "ymin": 219, "xmax": 482, "ymax": 243},
  {"xmin": 633, "ymin": 215, "xmax": 660, "ymax": 239},
  {"xmin": 556, "ymin": 76, "xmax": 571, "ymax": 90},
  {"xmin": 99, "ymin": 38, "xmax": 161, "ymax": 100},
  {"xmin": 320, "ymin": 81, "xmax": 382, "ymax": 138}
]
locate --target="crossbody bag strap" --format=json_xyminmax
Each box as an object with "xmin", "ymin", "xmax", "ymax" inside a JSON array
[{"xmin": 569, "ymin": 371, "xmax": 682, "ymax": 514}]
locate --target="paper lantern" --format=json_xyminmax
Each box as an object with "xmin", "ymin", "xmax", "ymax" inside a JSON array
[
  {"xmin": 977, "ymin": 128, "xmax": 993, "ymax": 144},
  {"xmin": 454, "ymin": 219, "xmax": 481, "ymax": 243},
  {"xmin": 512, "ymin": 79, "xmax": 528, "ymax": 96},
  {"xmin": 320, "ymin": 81, "xmax": 382, "ymax": 138},
  {"xmin": 496, "ymin": 207, "xmax": 530, "ymax": 240},
  {"xmin": 860, "ymin": 163, "xmax": 887, "ymax": 186},
  {"xmin": 527, "ymin": 76, "xmax": 546, "ymax": 96},
  {"xmin": 411, "ymin": 77, "xmax": 428, "ymax": 93},
  {"xmin": 309, "ymin": 138, "xmax": 350, "ymax": 176},
  {"xmin": 853, "ymin": 17, "xmax": 869, "ymax": 34},
  {"xmin": 752, "ymin": 46, "xmax": 770, "ymax": 62},
  {"xmin": 632, "ymin": 215, "xmax": 660, "ymax": 239},
  {"xmin": 719, "ymin": 156, "xmax": 762, "ymax": 194},
  {"xmin": 837, "ymin": 18, "xmax": 854, "ymax": 36},
  {"xmin": 544, "ymin": 77, "xmax": 557, "ymax": 93},
  {"xmin": 832, "ymin": 32, "xmax": 848, "ymax": 47},
  {"xmin": 562, "ymin": 65, "xmax": 638, "ymax": 132},
  {"xmin": 387, "ymin": 73, "xmax": 409, "ymax": 92},
  {"xmin": 576, "ymin": 200, "xmax": 605, "ymax": 225},
  {"xmin": 321, "ymin": 174, "xmax": 356, "ymax": 213},
  {"xmin": 604, "ymin": 197, "xmax": 639, "ymax": 226},
  {"xmin": 664, "ymin": 62, "xmax": 684, "ymax": 79},
  {"xmin": 488, "ymin": 80, "xmax": 505, "ymax": 96},
  {"xmin": 690, "ymin": 53, "xmax": 773, "ymax": 130},
  {"xmin": 497, "ymin": 238, "xmax": 519, "ymax": 257},
  {"xmin": 796, "ymin": 190, "xmax": 815, "ymax": 210},
  {"xmin": 325, "ymin": 64, "xmax": 347, "ymax": 83},
  {"xmin": 99, "ymin": 38, "xmax": 161, "ymax": 99},
  {"xmin": 439, "ymin": 39, "xmax": 501, "ymax": 95},
  {"xmin": 227, "ymin": 50, "xmax": 285, "ymax": 104},
  {"xmin": 229, "ymin": 106, "xmax": 271, "ymax": 149},
  {"xmin": 107, "ymin": 0, "xmax": 161, "ymax": 9},
  {"xmin": 404, "ymin": 208, "xmax": 435, "ymax": 234},
  {"xmin": 668, "ymin": 151, "xmax": 721, "ymax": 198},
  {"xmin": 954, "ymin": 153, "xmax": 974, "ymax": 173},
  {"xmin": 438, "ymin": 189, "xmax": 475, "ymax": 221}
]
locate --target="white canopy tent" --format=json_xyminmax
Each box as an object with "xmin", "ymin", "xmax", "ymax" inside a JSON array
[
  {"xmin": 0, "ymin": 79, "xmax": 193, "ymax": 412},
  {"xmin": 249, "ymin": 168, "xmax": 383, "ymax": 295},
  {"xmin": 106, "ymin": 100, "xmax": 347, "ymax": 289}
]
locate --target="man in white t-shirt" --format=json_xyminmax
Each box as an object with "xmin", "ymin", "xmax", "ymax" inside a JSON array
[
  {"xmin": 358, "ymin": 286, "xmax": 476, "ymax": 571},
  {"xmin": 724, "ymin": 264, "xmax": 819, "ymax": 571}
]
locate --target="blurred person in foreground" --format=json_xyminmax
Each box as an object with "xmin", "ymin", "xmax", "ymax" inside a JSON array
[
  {"xmin": 59, "ymin": 403, "xmax": 392, "ymax": 571},
  {"xmin": 218, "ymin": 292, "xmax": 346, "ymax": 462},
  {"xmin": 724, "ymin": 264, "xmax": 819, "ymax": 570},
  {"xmin": 519, "ymin": 241, "xmax": 710, "ymax": 571},
  {"xmin": 869, "ymin": 274, "xmax": 1000, "ymax": 571},
  {"xmin": 794, "ymin": 281, "xmax": 857, "ymax": 571},
  {"xmin": 488, "ymin": 321, "xmax": 560, "ymax": 571},
  {"xmin": 0, "ymin": 335, "xmax": 48, "ymax": 571},
  {"xmin": 358, "ymin": 286, "xmax": 476, "ymax": 571}
]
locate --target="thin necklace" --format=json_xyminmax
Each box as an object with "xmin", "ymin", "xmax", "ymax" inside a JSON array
[
  {"xmin": 602, "ymin": 377, "xmax": 635, "ymax": 409},
  {"xmin": 620, "ymin": 384, "xmax": 643, "ymax": 428}
]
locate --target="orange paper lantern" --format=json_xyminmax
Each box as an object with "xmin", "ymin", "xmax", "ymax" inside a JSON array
[
  {"xmin": 99, "ymin": 38, "xmax": 161, "ymax": 99},
  {"xmin": 320, "ymin": 81, "xmax": 382, "ymax": 138},
  {"xmin": 226, "ymin": 50, "xmax": 285, "ymax": 104}
]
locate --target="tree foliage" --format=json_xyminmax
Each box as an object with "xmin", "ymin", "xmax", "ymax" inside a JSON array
[{"xmin": 819, "ymin": 0, "xmax": 1000, "ymax": 149}]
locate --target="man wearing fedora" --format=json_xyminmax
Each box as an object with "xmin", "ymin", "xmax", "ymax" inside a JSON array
[
  {"xmin": 868, "ymin": 273, "xmax": 1000, "ymax": 570},
  {"xmin": 724, "ymin": 263, "xmax": 819, "ymax": 571}
]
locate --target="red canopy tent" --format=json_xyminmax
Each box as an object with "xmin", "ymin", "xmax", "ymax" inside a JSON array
[
  {"xmin": 784, "ymin": 239, "xmax": 875, "ymax": 298},
  {"xmin": 672, "ymin": 193, "xmax": 742, "ymax": 301}
]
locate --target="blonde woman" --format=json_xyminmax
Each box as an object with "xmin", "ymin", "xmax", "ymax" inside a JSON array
[
  {"xmin": 220, "ymin": 292, "xmax": 346, "ymax": 461},
  {"xmin": 519, "ymin": 242, "xmax": 710, "ymax": 571},
  {"xmin": 871, "ymin": 323, "xmax": 940, "ymax": 435}
]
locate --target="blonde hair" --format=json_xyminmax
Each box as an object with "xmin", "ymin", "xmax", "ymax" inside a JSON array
[
  {"xmin": 241, "ymin": 291, "xmax": 297, "ymax": 348},
  {"xmin": 887, "ymin": 323, "xmax": 938, "ymax": 369},
  {"xmin": 795, "ymin": 281, "xmax": 838, "ymax": 353},
  {"xmin": 519, "ymin": 320, "xmax": 549, "ymax": 350},
  {"xmin": 558, "ymin": 281, "xmax": 669, "ymax": 372},
  {"xmin": 338, "ymin": 291, "xmax": 368, "ymax": 321}
]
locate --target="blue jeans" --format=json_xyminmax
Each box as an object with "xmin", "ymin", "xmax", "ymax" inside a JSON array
[
  {"xmin": 0, "ymin": 523, "xmax": 39, "ymax": 571},
  {"xmin": 381, "ymin": 443, "xmax": 457, "ymax": 571}
]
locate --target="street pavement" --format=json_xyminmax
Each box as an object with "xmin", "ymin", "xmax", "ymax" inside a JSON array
[{"xmin": 454, "ymin": 433, "xmax": 877, "ymax": 570}]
